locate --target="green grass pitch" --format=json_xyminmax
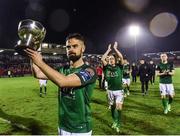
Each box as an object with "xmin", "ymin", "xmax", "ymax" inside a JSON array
[{"xmin": 0, "ymin": 68, "xmax": 180, "ymax": 135}]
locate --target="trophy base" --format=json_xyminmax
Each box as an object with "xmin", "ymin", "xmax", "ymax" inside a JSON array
[{"xmin": 15, "ymin": 45, "xmax": 34, "ymax": 56}]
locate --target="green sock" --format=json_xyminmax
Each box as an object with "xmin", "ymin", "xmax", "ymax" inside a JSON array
[
  {"xmin": 168, "ymin": 97, "xmax": 173, "ymax": 104},
  {"xmin": 114, "ymin": 109, "xmax": 119, "ymax": 123},
  {"xmin": 124, "ymin": 88, "xmax": 127, "ymax": 94},
  {"xmin": 162, "ymin": 98, "xmax": 168, "ymax": 109},
  {"xmin": 117, "ymin": 110, "xmax": 122, "ymax": 126},
  {"xmin": 111, "ymin": 105, "xmax": 116, "ymax": 122},
  {"xmin": 127, "ymin": 86, "xmax": 130, "ymax": 91}
]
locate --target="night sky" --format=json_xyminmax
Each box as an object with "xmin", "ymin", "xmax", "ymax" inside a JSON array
[{"xmin": 0, "ymin": 0, "xmax": 180, "ymax": 60}]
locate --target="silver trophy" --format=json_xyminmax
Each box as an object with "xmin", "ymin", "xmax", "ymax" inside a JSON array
[{"xmin": 15, "ymin": 19, "xmax": 46, "ymax": 56}]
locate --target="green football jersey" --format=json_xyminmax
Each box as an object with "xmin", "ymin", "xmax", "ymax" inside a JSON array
[
  {"xmin": 156, "ymin": 62, "xmax": 174, "ymax": 84},
  {"xmin": 123, "ymin": 64, "xmax": 130, "ymax": 79},
  {"xmin": 104, "ymin": 64, "xmax": 123, "ymax": 90},
  {"xmin": 58, "ymin": 64, "xmax": 97, "ymax": 133}
]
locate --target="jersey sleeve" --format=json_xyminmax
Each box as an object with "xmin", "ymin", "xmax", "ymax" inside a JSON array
[
  {"xmin": 117, "ymin": 63, "xmax": 123, "ymax": 69},
  {"xmin": 75, "ymin": 67, "xmax": 97, "ymax": 86},
  {"xmin": 59, "ymin": 67, "xmax": 64, "ymax": 73}
]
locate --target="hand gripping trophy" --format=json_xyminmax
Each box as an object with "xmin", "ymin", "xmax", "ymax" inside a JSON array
[{"xmin": 15, "ymin": 19, "xmax": 46, "ymax": 56}]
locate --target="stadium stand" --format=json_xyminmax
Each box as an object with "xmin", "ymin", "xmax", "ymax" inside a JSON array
[
  {"xmin": 0, "ymin": 43, "xmax": 102, "ymax": 78},
  {"xmin": 142, "ymin": 51, "xmax": 180, "ymax": 67}
]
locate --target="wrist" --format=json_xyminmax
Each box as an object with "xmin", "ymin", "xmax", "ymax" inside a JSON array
[
  {"xmin": 37, "ymin": 60, "xmax": 45, "ymax": 69},
  {"xmin": 114, "ymin": 48, "xmax": 118, "ymax": 51}
]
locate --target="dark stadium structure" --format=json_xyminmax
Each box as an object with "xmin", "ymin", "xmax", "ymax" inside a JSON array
[
  {"xmin": 142, "ymin": 51, "xmax": 180, "ymax": 67},
  {"xmin": 0, "ymin": 43, "xmax": 102, "ymax": 77}
]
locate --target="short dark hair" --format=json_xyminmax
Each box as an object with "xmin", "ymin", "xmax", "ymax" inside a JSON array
[{"xmin": 66, "ymin": 33, "xmax": 86, "ymax": 45}]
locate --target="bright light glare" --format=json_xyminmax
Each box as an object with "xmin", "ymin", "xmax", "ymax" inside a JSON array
[
  {"xmin": 14, "ymin": 52, "xmax": 18, "ymax": 55},
  {"xmin": 150, "ymin": 12, "xmax": 178, "ymax": 37},
  {"xmin": 0, "ymin": 50, "xmax": 4, "ymax": 53},
  {"xmin": 123, "ymin": 0, "xmax": 149, "ymax": 13},
  {"xmin": 53, "ymin": 52, "xmax": 57, "ymax": 55},
  {"xmin": 30, "ymin": 22, "xmax": 36, "ymax": 29},
  {"xmin": 129, "ymin": 25, "xmax": 140, "ymax": 36}
]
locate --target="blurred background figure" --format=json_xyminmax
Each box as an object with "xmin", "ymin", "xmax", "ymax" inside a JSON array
[
  {"xmin": 131, "ymin": 62, "xmax": 138, "ymax": 83},
  {"xmin": 123, "ymin": 58, "xmax": 131, "ymax": 96},
  {"xmin": 138, "ymin": 59, "xmax": 150, "ymax": 96},
  {"xmin": 7, "ymin": 70, "xmax": 12, "ymax": 78},
  {"xmin": 102, "ymin": 56, "xmax": 109, "ymax": 90},
  {"xmin": 39, "ymin": 79, "xmax": 48, "ymax": 97},
  {"xmin": 149, "ymin": 60, "xmax": 156, "ymax": 85},
  {"xmin": 96, "ymin": 64, "xmax": 103, "ymax": 89}
]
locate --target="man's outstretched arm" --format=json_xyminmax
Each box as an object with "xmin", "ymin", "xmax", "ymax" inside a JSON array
[{"xmin": 26, "ymin": 48, "xmax": 82, "ymax": 88}]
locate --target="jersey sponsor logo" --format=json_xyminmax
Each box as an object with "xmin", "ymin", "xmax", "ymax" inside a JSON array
[
  {"xmin": 79, "ymin": 68, "xmax": 95, "ymax": 82},
  {"xmin": 107, "ymin": 71, "xmax": 118, "ymax": 77},
  {"xmin": 159, "ymin": 65, "xmax": 172, "ymax": 73}
]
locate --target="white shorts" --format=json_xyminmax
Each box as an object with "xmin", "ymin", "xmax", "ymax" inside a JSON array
[
  {"xmin": 122, "ymin": 78, "xmax": 131, "ymax": 86},
  {"xmin": 159, "ymin": 83, "xmax": 175, "ymax": 96},
  {"xmin": 58, "ymin": 128, "xmax": 92, "ymax": 136},
  {"xmin": 39, "ymin": 79, "xmax": 47, "ymax": 87},
  {"xmin": 108, "ymin": 90, "xmax": 124, "ymax": 105}
]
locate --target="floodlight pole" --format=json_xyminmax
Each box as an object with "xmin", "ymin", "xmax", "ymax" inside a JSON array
[
  {"xmin": 134, "ymin": 34, "xmax": 137, "ymax": 63},
  {"xmin": 129, "ymin": 25, "xmax": 140, "ymax": 63}
]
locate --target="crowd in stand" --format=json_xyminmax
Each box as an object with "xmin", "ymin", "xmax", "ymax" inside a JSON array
[
  {"xmin": 0, "ymin": 52, "xmax": 179, "ymax": 78},
  {"xmin": 0, "ymin": 53, "xmax": 69, "ymax": 77},
  {"xmin": 0, "ymin": 54, "xmax": 30, "ymax": 77}
]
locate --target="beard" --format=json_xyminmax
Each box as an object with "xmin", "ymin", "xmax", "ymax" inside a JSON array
[{"xmin": 68, "ymin": 53, "xmax": 81, "ymax": 62}]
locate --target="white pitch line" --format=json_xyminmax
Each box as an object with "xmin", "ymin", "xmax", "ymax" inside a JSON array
[{"xmin": 0, "ymin": 117, "xmax": 30, "ymax": 131}]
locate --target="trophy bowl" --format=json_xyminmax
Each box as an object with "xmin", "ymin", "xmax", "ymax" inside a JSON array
[{"xmin": 15, "ymin": 19, "xmax": 46, "ymax": 56}]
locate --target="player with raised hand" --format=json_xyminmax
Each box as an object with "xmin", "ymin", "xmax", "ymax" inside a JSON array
[
  {"xmin": 25, "ymin": 33, "xmax": 97, "ymax": 136},
  {"xmin": 101, "ymin": 42, "xmax": 124, "ymax": 133}
]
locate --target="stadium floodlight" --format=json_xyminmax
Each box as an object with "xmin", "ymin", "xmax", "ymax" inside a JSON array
[
  {"xmin": 42, "ymin": 43, "xmax": 48, "ymax": 48},
  {"xmin": 14, "ymin": 52, "xmax": 18, "ymax": 55},
  {"xmin": 129, "ymin": 24, "xmax": 140, "ymax": 62},
  {"xmin": 56, "ymin": 45, "xmax": 61, "ymax": 48},
  {"xmin": 129, "ymin": 25, "xmax": 140, "ymax": 36},
  {"xmin": 0, "ymin": 49, "xmax": 4, "ymax": 53}
]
